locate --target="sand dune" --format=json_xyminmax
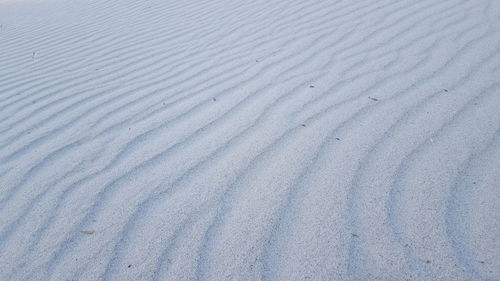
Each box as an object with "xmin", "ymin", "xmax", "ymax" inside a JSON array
[{"xmin": 0, "ymin": 0, "xmax": 499, "ymax": 280}]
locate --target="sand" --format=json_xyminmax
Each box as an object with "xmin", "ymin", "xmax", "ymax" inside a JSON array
[{"xmin": 0, "ymin": 0, "xmax": 499, "ymax": 280}]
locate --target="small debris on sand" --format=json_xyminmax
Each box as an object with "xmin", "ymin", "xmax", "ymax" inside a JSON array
[
  {"xmin": 81, "ymin": 230, "xmax": 95, "ymax": 235},
  {"xmin": 368, "ymin": 96, "xmax": 378, "ymax": 101}
]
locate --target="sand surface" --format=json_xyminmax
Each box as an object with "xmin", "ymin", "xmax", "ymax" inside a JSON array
[{"xmin": 0, "ymin": 0, "xmax": 499, "ymax": 280}]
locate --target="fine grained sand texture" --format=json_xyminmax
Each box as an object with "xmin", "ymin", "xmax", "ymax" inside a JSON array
[{"xmin": 0, "ymin": 0, "xmax": 499, "ymax": 280}]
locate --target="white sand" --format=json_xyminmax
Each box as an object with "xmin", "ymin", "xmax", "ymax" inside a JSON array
[{"xmin": 0, "ymin": 0, "xmax": 499, "ymax": 280}]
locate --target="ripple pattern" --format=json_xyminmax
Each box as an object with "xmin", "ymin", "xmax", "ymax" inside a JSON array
[{"xmin": 0, "ymin": 0, "xmax": 499, "ymax": 280}]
